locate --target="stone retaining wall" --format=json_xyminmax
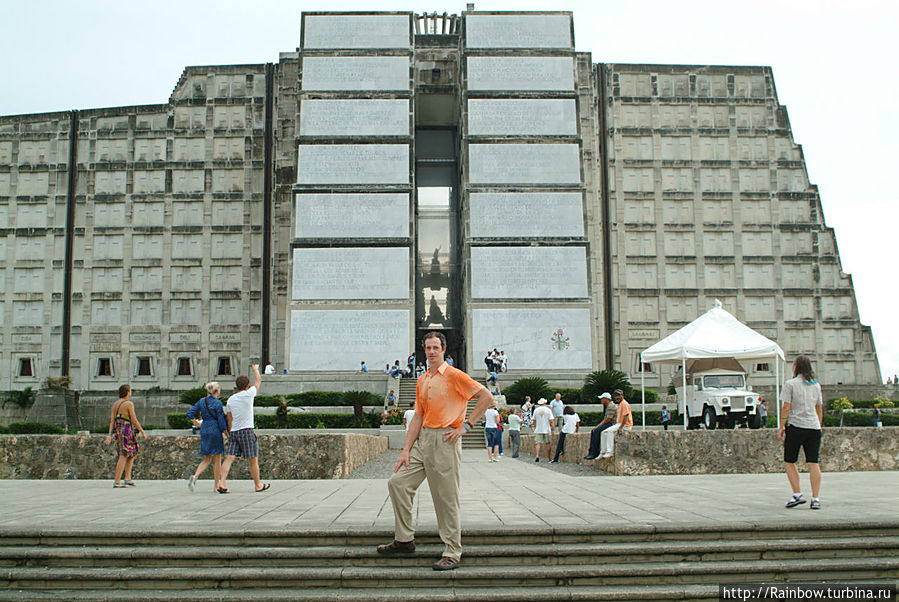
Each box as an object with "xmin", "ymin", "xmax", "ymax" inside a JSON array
[
  {"xmin": 521, "ymin": 427, "xmax": 898, "ymax": 475},
  {"xmin": 0, "ymin": 433, "xmax": 388, "ymax": 480}
]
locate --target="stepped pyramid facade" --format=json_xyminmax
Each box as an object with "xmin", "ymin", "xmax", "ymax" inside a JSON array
[{"xmin": 0, "ymin": 11, "xmax": 880, "ymax": 391}]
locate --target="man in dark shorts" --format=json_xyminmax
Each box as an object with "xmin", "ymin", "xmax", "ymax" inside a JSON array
[
  {"xmin": 779, "ymin": 355, "xmax": 823, "ymax": 509},
  {"xmin": 219, "ymin": 364, "xmax": 270, "ymax": 493}
]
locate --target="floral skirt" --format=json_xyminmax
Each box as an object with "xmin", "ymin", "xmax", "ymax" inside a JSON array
[{"xmin": 114, "ymin": 416, "xmax": 140, "ymax": 457}]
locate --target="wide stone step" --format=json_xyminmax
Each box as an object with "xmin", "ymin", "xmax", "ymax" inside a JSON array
[
  {"xmin": 4, "ymin": 523, "xmax": 897, "ymax": 547},
  {"xmin": 3, "ymin": 536, "xmax": 896, "ymax": 568},
  {"xmin": 3, "ymin": 556, "xmax": 897, "ymax": 590},
  {"xmin": 0, "ymin": 584, "xmax": 725, "ymax": 601}
]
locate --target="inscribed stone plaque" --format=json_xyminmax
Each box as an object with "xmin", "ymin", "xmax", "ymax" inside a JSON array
[
  {"xmin": 303, "ymin": 14, "xmax": 410, "ymax": 49},
  {"xmin": 465, "ymin": 14, "xmax": 572, "ymax": 48},
  {"xmin": 469, "ymin": 192, "xmax": 584, "ymax": 238},
  {"xmin": 472, "ymin": 308, "xmax": 592, "ymax": 370},
  {"xmin": 470, "ymin": 246, "xmax": 588, "ymax": 299},
  {"xmin": 468, "ymin": 144, "xmax": 581, "ymax": 185},
  {"xmin": 299, "ymin": 99, "xmax": 410, "ymax": 137},
  {"xmin": 468, "ymin": 99, "xmax": 577, "ymax": 136},
  {"xmin": 292, "ymin": 247, "xmax": 409, "ymax": 300},
  {"xmin": 295, "ymin": 193, "xmax": 409, "ymax": 239},
  {"xmin": 290, "ymin": 309, "xmax": 410, "ymax": 371},
  {"xmin": 466, "ymin": 57, "xmax": 574, "ymax": 91},
  {"xmin": 297, "ymin": 144, "xmax": 409, "ymax": 185},
  {"xmin": 301, "ymin": 57, "xmax": 410, "ymax": 91}
]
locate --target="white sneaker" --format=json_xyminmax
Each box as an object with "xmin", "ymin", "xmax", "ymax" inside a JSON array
[
  {"xmin": 599, "ymin": 453, "xmax": 613, "ymax": 459},
  {"xmin": 188, "ymin": 476, "xmax": 196, "ymax": 492}
]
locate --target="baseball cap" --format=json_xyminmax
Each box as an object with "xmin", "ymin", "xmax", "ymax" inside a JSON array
[
  {"xmin": 613, "ymin": 389, "xmax": 624, "ymax": 396},
  {"xmin": 598, "ymin": 392, "xmax": 612, "ymax": 400}
]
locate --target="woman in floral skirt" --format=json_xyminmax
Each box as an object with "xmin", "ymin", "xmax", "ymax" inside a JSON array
[{"xmin": 104, "ymin": 384, "xmax": 148, "ymax": 488}]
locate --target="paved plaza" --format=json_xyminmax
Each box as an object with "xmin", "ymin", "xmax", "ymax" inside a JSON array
[{"xmin": 1, "ymin": 450, "xmax": 896, "ymax": 534}]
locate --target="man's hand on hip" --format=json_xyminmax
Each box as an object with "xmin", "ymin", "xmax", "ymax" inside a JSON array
[
  {"xmin": 394, "ymin": 449, "xmax": 411, "ymax": 473},
  {"xmin": 442, "ymin": 426, "xmax": 466, "ymax": 443}
]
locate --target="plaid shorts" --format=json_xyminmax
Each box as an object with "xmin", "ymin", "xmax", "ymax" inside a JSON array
[{"xmin": 227, "ymin": 428, "xmax": 258, "ymax": 458}]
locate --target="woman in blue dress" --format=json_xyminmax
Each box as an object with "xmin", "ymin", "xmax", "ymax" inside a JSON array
[{"xmin": 186, "ymin": 381, "xmax": 229, "ymax": 493}]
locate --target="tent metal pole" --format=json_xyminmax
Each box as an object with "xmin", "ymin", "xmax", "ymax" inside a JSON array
[
  {"xmin": 641, "ymin": 360, "xmax": 645, "ymax": 430},
  {"xmin": 682, "ymin": 357, "xmax": 688, "ymax": 429},
  {"xmin": 776, "ymin": 355, "xmax": 781, "ymax": 426}
]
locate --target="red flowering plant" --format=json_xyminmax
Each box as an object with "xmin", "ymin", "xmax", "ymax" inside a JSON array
[
  {"xmin": 497, "ymin": 407, "xmax": 512, "ymax": 421},
  {"xmin": 381, "ymin": 406, "xmax": 405, "ymax": 425}
]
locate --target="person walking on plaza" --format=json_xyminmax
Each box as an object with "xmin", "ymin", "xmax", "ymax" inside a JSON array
[
  {"xmin": 532, "ymin": 398, "xmax": 554, "ymax": 463},
  {"xmin": 484, "ymin": 402, "xmax": 501, "ymax": 462},
  {"xmin": 599, "ymin": 389, "xmax": 632, "ymax": 458},
  {"xmin": 378, "ymin": 331, "xmax": 494, "ymax": 571},
  {"xmin": 550, "ymin": 393, "xmax": 564, "ymax": 432},
  {"xmin": 507, "ymin": 409, "xmax": 522, "ymax": 458},
  {"xmin": 779, "ymin": 355, "xmax": 824, "ymax": 510},
  {"xmin": 186, "ymin": 382, "xmax": 229, "ymax": 493},
  {"xmin": 218, "ymin": 364, "xmax": 270, "ymax": 494},
  {"xmin": 759, "ymin": 397, "xmax": 768, "ymax": 428},
  {"xmin": 104, "ymin": 384, "xmax": 148, "ymax": 488},
  {"xmin": 660, "ymin": 405, "xmax": 671, "ymax": 430},
  {"xmin": 584, "ymin": 393, "xmax": 616, "ymax": 460},
  {"xmin": 551, "ymin": 406, "xmax": 580, "ymax": 463}
]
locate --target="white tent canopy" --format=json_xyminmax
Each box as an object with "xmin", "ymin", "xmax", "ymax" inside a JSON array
[{"xmin": 639, "ymin": 300, "xmax": 786, "ymax": 429}]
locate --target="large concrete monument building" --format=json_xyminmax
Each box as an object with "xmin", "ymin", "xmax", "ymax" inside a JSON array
[{"xmin": 0, "ymin": 10, "xmax": 881, "ymax": 391}]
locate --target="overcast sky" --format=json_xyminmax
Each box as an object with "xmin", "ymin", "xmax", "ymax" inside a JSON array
[{"xmin": 2, "ymin": 0, "xmax": 896, "ymax": 382}]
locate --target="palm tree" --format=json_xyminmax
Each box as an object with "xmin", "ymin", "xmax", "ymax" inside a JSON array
[{"xmin": 582, "ymin": 370, "xmax": 632, "ymax": 402}]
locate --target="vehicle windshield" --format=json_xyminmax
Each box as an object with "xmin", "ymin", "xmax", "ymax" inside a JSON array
[{"xmin": 702, "ymin": 374, "xmax": 744, "ymax": 389}]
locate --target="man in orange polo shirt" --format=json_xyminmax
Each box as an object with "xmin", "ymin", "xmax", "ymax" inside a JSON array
[
  {"xmin": 599, "ymin": 388, "xmax": 633, "ymax": 458},
  {"xmin": 377, "ymin": 331, "xmax": 494, "ymax": 571}
]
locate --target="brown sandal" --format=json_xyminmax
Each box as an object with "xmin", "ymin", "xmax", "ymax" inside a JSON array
[
  {"xmin": 376, "ymin": 540, "xmax": 416, "ymax": 554},
  {"xmin": 432, "ymin": 556, "xmax": 459, "ymax": 571}
]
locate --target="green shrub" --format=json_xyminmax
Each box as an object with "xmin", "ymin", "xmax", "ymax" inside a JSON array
[
  {"xmin": 555, "ymin": 388, "xmax": 582, "ymax": 404},
  {"xmin": 179, "ymin": 387, "xmax": 207, "ymax": 406},
  {"xmin": 0, "ymin": 425, "xmax": 9, "ymax": 434},
  {"xmin": 254, "ymin": 395, "xmax": 283, "ymax": 407},
  {"xmin": 2, "ymin": 387, "xmax": 35, "ymax": 409},
  {"xmin": 874, "ymin": 397, "xmax": 895, "ymax": 409},
  {"xmin": 256, "ymin": 412, "xmax": 381, "ymax": 429},
  {"xmin": 7, "ymin": 422, "xmax": 64, "ymax": 434},
  {"xmin": 629, "ymin": 388, "xmax": 659, "ymax": 404},
  {"xmin": 582, "ymin": 370, "xmax": 632, "ymax": 403},
  {"xmin": 285, "ymin": 391, "xmax": 345, "ymax": 407},
  {"xmin": 167, "ymin": 413, "xmax": 192, "ymax": 429},
  {"xmin": 502, "ymin": 378, "xmax": 552, "ymax": 405}
]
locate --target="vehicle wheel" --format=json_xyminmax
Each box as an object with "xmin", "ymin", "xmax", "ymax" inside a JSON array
[
  {"xmin": 702, "ymin": 406, "xmax": 717, "ymax": 430},
  {"xmin": 748, "ymin": 412, "xmax": 762, "ymax": 429}
]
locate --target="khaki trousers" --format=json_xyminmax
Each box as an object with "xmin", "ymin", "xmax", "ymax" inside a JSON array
[{"xmin": 387, "ymin": 427, "xmax": 462, "ymax": 560}]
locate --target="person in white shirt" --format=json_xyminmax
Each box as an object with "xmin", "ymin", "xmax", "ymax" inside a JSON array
[
  {"xmin": 499, "ymin": 351, "xmax": 507, "ymax": 372},
  {"xmin": 506, "ymin": 409, "xmax": 522, "ymax": 458},
  {"xmin": 779, "ymin": 355, "xmax": 824, "ymax": 510},
  {"xmin": 484, "ymin": 403, "xmax": 501, "ymax": 462},
  {"xmin": 402, "ymin": 400, "xmax": 416, "ymax": 431},
  {"xmin": 551, "ymin": 406, "xmax": 580, "ymax": 463},
  {"xmin": 550, "ymin": 393, "xmax": 564, "ymax": 431},
  {"xmin": 263, "ymin": 363, "xmax": 275, "ymax": 375},
  {"xmin": 218, "ymin": 364, "xmax": 270, "ymax": 494},
  {"xmin": 531, "ymin": 398, "xmax": 554, "ymax": 463}
]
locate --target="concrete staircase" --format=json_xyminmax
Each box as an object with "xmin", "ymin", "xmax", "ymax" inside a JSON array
[{"xmin": 1, "ymin": 524, "xmax": 897, "ymax": 600}]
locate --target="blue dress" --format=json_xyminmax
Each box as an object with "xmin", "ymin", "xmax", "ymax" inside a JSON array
[{"xmin": 186, "ymin": 396, "xmax": 228, "ymax": 456}]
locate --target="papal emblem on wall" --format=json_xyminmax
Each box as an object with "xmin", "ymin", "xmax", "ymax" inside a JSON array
[{"xmin": 551, "ymin": 329, "xmax": 570, "ymax": 351}]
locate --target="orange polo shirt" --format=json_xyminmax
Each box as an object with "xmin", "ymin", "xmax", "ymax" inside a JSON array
[
  {"xmin": 616, "ymin": 399, "xmax": 633, "ymax": 428},
  {"xmin": 416, "ymin": 362, "xmax": 483, "ymax": 429}
]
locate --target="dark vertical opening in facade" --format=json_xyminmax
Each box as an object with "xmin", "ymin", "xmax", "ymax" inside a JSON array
[
  {"xmin": 596, "ymin": 64, "xmax": 615, "ymax": 369},
  {"xmin": 414, "ymin": 128, "xmax": 462, "ymax": 368},
  {"xmin": 261, "ymin": 63, "xmax": 275, "ymax": 365},
  {"xmin": 61, "ymin": 110, "xmax": 79, "ymax": 378}
]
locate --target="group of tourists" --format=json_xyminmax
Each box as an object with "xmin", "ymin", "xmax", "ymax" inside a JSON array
[
  {"xmin": 104, "ymin": 364, "xmax": 271, "ymax": 494},
  {"xmin": 102, "ymin": 338, "xmax": 827, "ymax": 573}
]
